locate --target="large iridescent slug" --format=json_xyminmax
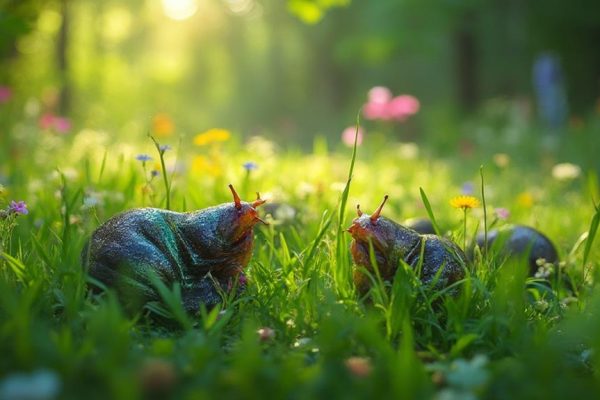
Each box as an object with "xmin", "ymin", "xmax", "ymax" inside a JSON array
[
  {"xmin": 82, "ymin": 184, "xmax": 266, "ymax": 313},
  {"xmin": 347, "ymin": 195, "xmax": 466, "ymax": 294}
]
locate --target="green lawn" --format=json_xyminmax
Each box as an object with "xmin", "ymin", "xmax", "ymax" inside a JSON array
[{"xmin": 1, "ymin": 126, "xmax": 599, "ymax": 399}]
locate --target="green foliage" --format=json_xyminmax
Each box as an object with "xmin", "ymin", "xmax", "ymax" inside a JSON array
[{"xmin": 1, "ymin": 119, "xmax": 599, "ymax": 398}]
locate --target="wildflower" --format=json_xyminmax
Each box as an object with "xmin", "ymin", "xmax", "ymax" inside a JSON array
[
  {"xmin": 461, "ymin": 182, "xmax": 474, "ymax": 195},
  {"xmin": 39, "ymin": 113, "xmax": 56, "ymax": 130},
  {"xmin": 493, "ymin": 153, "xmax": 510, "ymax": 168},
  {"xmin": 136, "ymin": 154, "xmax": 153, "ymax": 162},
  {"xmin": 387, "ymin": 95, "xmax": 420, "ymax": 121},
  {"xmin": 451, "ymin": 195, "xmax": 479, "ymax": 250},
  {"xmin": 450, "ymin": 196, "xmax": 480, "ymax": 210},
  {"xmin": 494, "ymin": 207, "xmax": 510, "ymax": 220},
  {"xmin": 159, "ymin": 144, "xmax": 172, "ymax": 153},
  {"xmin": 552, "ymin": 162, "xmax": 581, "ymax": 181},
  {"xmin": 191, "ymin": 155, "xmax": 222, "ymax": 177},
  {"xmin": 82, "ymin": 194, "xmax": 103, "ymax": 209},
  {"xmin": 344, "ymin": 357, "xmax": 372, "ymax": 378},
  {"xmin": 257, "ymin": 327, "xmax": 276, "ymax": 342},
  {"xmin": 53, "ymin": 117, "xmax": 71, "ymax": 134},
  {"xmin": 8, "ymin": 200, "xmax": 28, "ymax": 215},
  {"xmin": 517, "ymin": 192, "xmax": 534, "ymax": 208},
  {"xmin": 397, "ymin": 142, "xmax": 419, "ymax": 159},
  {"xmin": 242, "ymin": 161, "xmax": 258, "ymax": 172},
  {"xmin": 363, "ymin": 86, "xmax": 420, "ymax": 121},
  {"xmin": 341, "ymin": 126, "xmax": 364, "ymax": 147},
  {"xmin": 0, "ymin": 369, "xmax": 61, "ymax": 400},
  {"xmin": 193, "ymin": 128, "xmax": 231, "ymax": 146},
  {"xmin": 152, "ymin": 113, "xmax": 175, "ymax": 137},
  {"xmin": 368, "ymin": 86, "xmax": 392, "ymax": 103},
  {"xmin": 38, "ymin": 113, "xmax": 71, "ymax": 133},
  {"xmin": 151, "ymin": 170, "xmax": 160, "ymax": 178},
  {"xmin": 0, "ymin": 86, "xmax": 12, "ymax": 103}
]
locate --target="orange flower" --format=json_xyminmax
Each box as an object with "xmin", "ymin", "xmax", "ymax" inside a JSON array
[{"xmin": 152, "ymin": 113, "xmax": 175, "ymax": 137}]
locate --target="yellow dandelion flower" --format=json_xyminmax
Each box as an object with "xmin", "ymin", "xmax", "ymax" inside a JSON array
[
  {"xmin": 449, "ymin": 195, "xmax": 480, "ymax": 210},
  {"xmin": 193, "ymin": 128, "xmax": 231, "ymax": 146},
  {"xmin": 152, "ymin": 113, "xmax": 174, "ymax": 137},
  {"xmin": 517, "ymin": 192, "xmax": 534, "ymax": 208},
  {"xmin": 191, "ymin": 155, "xmax": 222, "ymax": 177}
]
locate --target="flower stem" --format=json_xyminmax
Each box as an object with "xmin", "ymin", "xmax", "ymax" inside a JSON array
[
  {"xmin": 150, "ymin": 135, "xmax": 171, "ymax": 210},
  {"xmin": 463, "ymin": 207, "xmax": 467, "ymax": 250}
]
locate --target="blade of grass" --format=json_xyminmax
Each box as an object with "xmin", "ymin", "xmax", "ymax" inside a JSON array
[{"xmin": 419, "ymin": 187, "xmax": 441, "ymax": 236}]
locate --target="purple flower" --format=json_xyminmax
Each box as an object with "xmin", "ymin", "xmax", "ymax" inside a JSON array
[
  {"xmin": 151, "ymin": 170, "xmax": 160, "ymax": 178},
  {"xmin": 159, "ymin": 144, "xmax": 171, "ymax": 153},
  {"xmin": 8, "ymin": 200, "xmax": 28, "ymax": 215},
  {"xmin": 136, "ymin": 154, "xmax": 153, "ymax": 162},
  {"xmin": 243, "ymin": 161, "xmax": 258, "ymax": 172},
  {"xmin": 494, "ymin": 207, "xmax": 510, "ymax": 220}
]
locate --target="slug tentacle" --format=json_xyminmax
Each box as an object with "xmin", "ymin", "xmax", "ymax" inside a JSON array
[
  {"xmin": 252, "ymin": 192, "xmax": 266, "ymax": 208},
  {"xmin": 370, "ymin": 195, "xmax": 389, "ymax": 223},
  {"xmin": 356, "ymin": 204, "xmax": 363, "ymax": 217},
  {"xmin": 229, "ymin": 183, "xmax": 242, "ymax": 210}
]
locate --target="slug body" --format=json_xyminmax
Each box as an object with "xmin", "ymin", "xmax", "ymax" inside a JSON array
[
  {"xmin": 347, "ymin": 196, "xmax": 466, "ymax": 294},
  {"xmin": 82, "ymin": 185, "xmax": 266, "ymax": 313},
  {"xmin": 474, "ymin": 224, "xmax": 558, "ymax": 275}
]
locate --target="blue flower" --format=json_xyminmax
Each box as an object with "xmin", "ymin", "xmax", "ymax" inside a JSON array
[
  {"xmin": 461, "ymin": 182, "xmax": 474, "ymax": 195},
  {"xmin": 159, "ymin": 144, "xmax": 171, "ymax": 153},
  {"xmin": 136, "ymin": 154, "xmax": 153, "ymax": 162},
  {"xmin": 151, "ymin": 170, "xmax": 160, "ymax": 178},
  {"xmin": 243, "ymin": 161, "xmax": 258, "ymax": 172}
]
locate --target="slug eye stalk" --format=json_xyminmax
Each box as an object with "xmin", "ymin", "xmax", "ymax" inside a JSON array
[
  {"xmin": 252, "ymin": 192, "xmax": 266, "ymax": 208},
  {"xmin": 370, "ymin": 195, "xmax": 389, "ymax": 223},
  {"xmin": 229, "ymin": 184, "xmax": 242, "ymax": 210}
]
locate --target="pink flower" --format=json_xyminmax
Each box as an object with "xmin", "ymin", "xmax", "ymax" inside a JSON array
[
  {"xmin": 38, "ymin": 113, "xmax": 72, "ymax": 133},
  {"xmin": 341, "ymin": 126, "xmax": 364, "ymax": 147},
  {"xmin": 494, "ymin": 207, "xmax": 510, "ymax": 220},
  {"xmin": 53, "ymin": 117, "xmax": 72, "ymax": 133},
  {"xmin": 363, "ymin": 101, "xmax": 390, "ymax": 120},
  {"xmin": 367, "ymin": 86, "xmax": 392, "ymax": 104},
  {"xmin": 387, "ymin": 95, "xmax": 420, "ymax": 120},
  {"xmin": 362, "ymin": 87, "xmax": 420, "ymax": 122},
  {"xmin": 39, "ymin": 113, "xmax": 55, "ymax": 129},
  {"xmin": 0, "ymin": 86, "xmax": 12, "ymax": 103}
]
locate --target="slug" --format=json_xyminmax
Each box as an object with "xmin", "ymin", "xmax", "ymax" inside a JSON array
[
  {"xmin": 474, "ymin": 224, "xmax": 559, "ymax": 276},
  {"xmin": 82, "ymin": 184, "xmax": 266, "ymax": 313},
  {"xmin": 347, "ymin": 195, "xmax": 466, "ymax": 294}
]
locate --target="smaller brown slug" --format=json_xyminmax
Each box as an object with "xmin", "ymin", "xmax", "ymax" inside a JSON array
[{"xmin": 347, "ymin": 196, "xmax": 466, "ymax": 294}]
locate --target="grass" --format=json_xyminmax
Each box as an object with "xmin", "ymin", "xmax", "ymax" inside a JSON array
[{"xmin": 1, "ymin": 121, "xmax": 600, "ymax": 399}]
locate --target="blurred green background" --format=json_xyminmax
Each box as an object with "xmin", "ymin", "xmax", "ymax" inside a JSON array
[{"xmin": 1, "ymin": 0, "xmax": 599, "ymax": 152}]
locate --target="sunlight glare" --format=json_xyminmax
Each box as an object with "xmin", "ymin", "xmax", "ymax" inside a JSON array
[{"xmin": 161, "ymin": 0, "xmax": 199, "ymax": 20}]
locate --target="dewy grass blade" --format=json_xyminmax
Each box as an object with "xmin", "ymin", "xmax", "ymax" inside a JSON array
[
  {"xmin": 335, "ymin": 112, "xmax": 361, "ymax": 291},
  {"xmin": 419, "ymin": 187, "xmax": 442, "ymax": 236}
]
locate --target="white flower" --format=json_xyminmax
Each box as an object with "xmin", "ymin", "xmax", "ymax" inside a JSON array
[{"xmin": 552, "ymin": 162, "xmax": 581, "ymax": 181}]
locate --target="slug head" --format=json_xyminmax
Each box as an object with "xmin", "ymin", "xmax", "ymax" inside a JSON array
[
  {"xmin": 347, "ymin": 195, "xmax": 419, "ymax": 285},
  {"xmin": 219, "ymin": 184, "xmax": 267, "ymax": 245}
]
